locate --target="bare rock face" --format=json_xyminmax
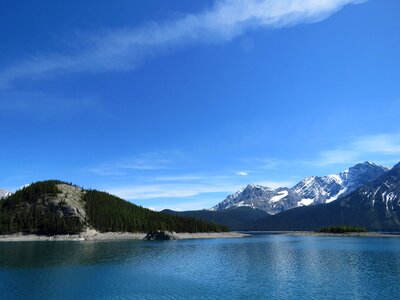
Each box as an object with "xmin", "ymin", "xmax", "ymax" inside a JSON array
[
  {"xmin": 51, "ymin": 184, "xmax": 86, "ymax": 223},
  {"xmin": 30, "ymin": 184, "xmax": 86, "ymax": 224},
  {"xmin": 144, "ymin": 230, "xmax": 178, "ymax": 240}
]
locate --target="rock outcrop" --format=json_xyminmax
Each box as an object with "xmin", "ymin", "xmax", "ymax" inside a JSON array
[{"xmin": 144, "ymin": 230, "xmax": 178, "ymax": 240}]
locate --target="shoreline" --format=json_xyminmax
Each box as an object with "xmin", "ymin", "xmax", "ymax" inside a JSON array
[
  {"xmin": 0, "ymin": 229, "xmax": 249, "ymax": 242},
  {"xmin": 2, "ymin": 230, "xmax": 399, "ymax": 241}
]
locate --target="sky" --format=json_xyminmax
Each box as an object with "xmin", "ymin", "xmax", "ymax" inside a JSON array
[{"xmin": 1, "ymin": 0, "xmax": 400, "ymax": 211}]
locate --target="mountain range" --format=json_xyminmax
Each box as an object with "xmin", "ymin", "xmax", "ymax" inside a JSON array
[
  {"xmin": 168, "ymin": 161, "xmax": 400, "ymax": 231},
  {"xmin": 211, "ymin": 161, "xmax": 388, "ymax": 215},
  {"xmin": 249, "ymin": 162, "xmax": 400, "ymax": 231}
]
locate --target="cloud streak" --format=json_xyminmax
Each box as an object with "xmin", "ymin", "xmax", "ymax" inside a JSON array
[
  {"xmin": 88, "ymin": 152, "xmax": 179, "ymax": 176},
  {"xmin": 316, "ymin": 134, "xmax": 400, "ymax": 166},
  {"xmin": 0, "ymin": 0, "xmax": 365, "ymax": 88},
  {"xmin": 235, "ymin": 171, "xmax": 248, "ymax": 176},
  {"xmin": 106, "ymin": 179, "xmax": 294, "ymax": 202}
]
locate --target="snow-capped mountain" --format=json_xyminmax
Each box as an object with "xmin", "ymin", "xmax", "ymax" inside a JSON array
[
  {"xmin": 211, "ymin": 184, "xmax": 300, "ymax": 214},
  {"xmin": 0, "ymin": 189, "xmax": 11, "ymax": 199},
  {"xmin": 251, "ymin": 161, "xmax": 400, "ymax": 231},
  {"xmin": 211, "ymin": 161, "xmax": 389, "ymax": 215}
]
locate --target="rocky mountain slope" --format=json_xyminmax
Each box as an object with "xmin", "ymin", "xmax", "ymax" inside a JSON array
[
  {"xmin": 247, "ymin": 162, "xmax": 400, "ymax": 231},
  {"xmin": 211, "ymin": 162, "xmax": 388, "ymax": 214}
]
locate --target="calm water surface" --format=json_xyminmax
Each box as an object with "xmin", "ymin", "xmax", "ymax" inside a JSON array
[{"xmin": 1, "ymin": 234, "xmax": 400, "ymax": 299}]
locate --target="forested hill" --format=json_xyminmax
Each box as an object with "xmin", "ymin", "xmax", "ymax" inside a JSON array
[{"xmin": 0, "ymin": 180, "xmax": 227, "ymax": 235}]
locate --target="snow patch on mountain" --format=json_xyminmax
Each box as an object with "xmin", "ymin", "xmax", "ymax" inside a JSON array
[
  {"xmin": 298, "ymin": 198, "xmax": 314, "ymax": 206},
  {"xmin": 270, "ymin": 190, "xmax": 288, "ymax": 202}
]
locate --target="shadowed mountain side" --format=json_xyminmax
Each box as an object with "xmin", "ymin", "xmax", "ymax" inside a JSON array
[{"xmin": 162, "ymin": 207, "xmax": 269, "ymax": 230}]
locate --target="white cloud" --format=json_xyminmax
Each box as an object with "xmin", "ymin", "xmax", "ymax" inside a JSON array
[
  {"xmin": 235, "ymin": 171, "xmax": 248, "ymax": 176},
  {"xmin": 104, "ymin": 177, "xmax": 294, "ymax": 200},
  {"xmin": 106, "ymin": 183, "xmax": 241, "ymax": 201},
  {"xmin": 0, "ymin": 0, "xmax": 365, "ymax": 88},
  {"xmin": 353, "ymin": 134, "xmax": 400, "ymax": 155},
  {"xmin": 316, "ymin": 134, "xmax": 400, "ymax": 166}
]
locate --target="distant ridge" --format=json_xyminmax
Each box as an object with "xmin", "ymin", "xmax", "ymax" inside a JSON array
[{"xmin": 162, "ymin": 207, "xmax": 269, "ymax": 230}]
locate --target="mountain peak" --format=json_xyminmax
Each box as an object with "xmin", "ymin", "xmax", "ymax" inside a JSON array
[{"xmin": 245, "ymin": 184, "xmax": 271, "ymax": 190}]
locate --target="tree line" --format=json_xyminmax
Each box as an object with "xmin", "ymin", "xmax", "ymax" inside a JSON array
[
  {"xmin": 317, "ymin": 225, "xmax": 367, "ymax": 233},
  {"xmin": 84, "ymin": 190, "xmax": 227, "ymax": 233}
]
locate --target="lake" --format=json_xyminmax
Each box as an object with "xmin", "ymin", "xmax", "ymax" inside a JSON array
[{"xmin": 1, "ymin": 234, "xmax": 400, "ymax": 299}]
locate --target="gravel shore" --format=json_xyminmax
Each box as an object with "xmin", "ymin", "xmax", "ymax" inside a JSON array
[{"xmin": 0, "ymin": 229, "xmax": 249, "ymax": 242}]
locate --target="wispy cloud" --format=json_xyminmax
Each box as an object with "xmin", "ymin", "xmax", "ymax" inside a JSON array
[
  {"xmin": 105, "ymin": 179, "xmax": 294, "ymax": 204},
  {"xmin": 316, "ymin": 134, "xmax": 400, "ymax": 166},
  {"xmin": 89, "ymin": 153, "xmax": 295, "ymax": 208},
  {"xmin": 235, "ymin": 171, "xmax": 248, "ymax": 176},
  {"xmin": 107, "ymin": 183, "xmax": 239, "ymax": 201},
  {"xmin": 107, "ymin": 174, "xmax": 293, "ymax": 201},
  {"xmin": 88, "ymin": 151, "xmax": 178, "ymax": 176},
  {"xmin": 0, "ymin": 0, "xmax": 365, "ymax": 88},
  {"xmin": 353, "ymin": 134, "xmax": 400, "ymax": 155}
]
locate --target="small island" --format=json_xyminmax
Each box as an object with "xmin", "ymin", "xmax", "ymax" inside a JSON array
[{"xmin": 317, "ymin": 226, "xmax": 367, "ymax": 234}]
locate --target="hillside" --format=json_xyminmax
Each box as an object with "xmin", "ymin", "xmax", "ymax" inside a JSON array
[
  {"xmin": 247, "ymin": 162, "xmax": 400, "ymax": 231},
  {"xmin": 0, "ymin": 180, "xmax": 227, "ymax": 235},
  {"xmin": 162, "ymin": 207, "xmax": 269, "ymax": 230}
]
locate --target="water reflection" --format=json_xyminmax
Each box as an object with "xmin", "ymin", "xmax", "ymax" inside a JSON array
[{"xmin": 1, "ymin": 235, "xmax": 400, "ymax": 299}]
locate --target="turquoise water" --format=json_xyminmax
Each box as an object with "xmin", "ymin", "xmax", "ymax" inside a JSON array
[{"xmin": 1, "ymin": 234, "xmax": 400, "ymax": 299}]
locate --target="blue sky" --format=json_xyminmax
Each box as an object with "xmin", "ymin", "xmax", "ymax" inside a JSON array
[{"xmin": 1, "ymin": 0, "xmax": 400, "ymax": 210}]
